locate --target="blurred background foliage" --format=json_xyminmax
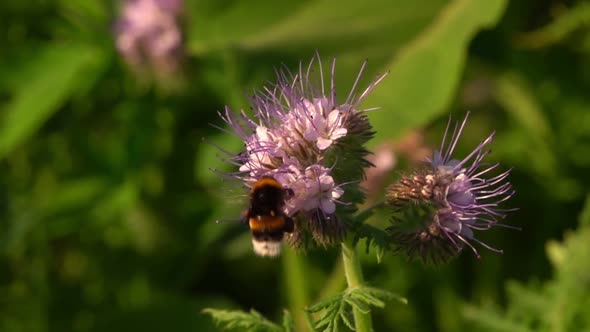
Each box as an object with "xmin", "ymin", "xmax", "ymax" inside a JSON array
[{"xmin": 0, "ymin": 0, "xmax": 589, "ymax": 331}]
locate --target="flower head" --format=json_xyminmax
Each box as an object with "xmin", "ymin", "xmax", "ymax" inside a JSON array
[
  {"xmin": 115, "ymin": 0, "xmax": 183, "ymax": 74},
  {"xmin": 386, "ymin": 112, "xmax": 516, "ymax": 262},
  {"xmin": 218, "ymin": 54, "xmax": 387, "ymax": 249}
]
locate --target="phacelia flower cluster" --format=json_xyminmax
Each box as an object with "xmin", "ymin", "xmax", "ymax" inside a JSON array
[
  {"xmin": 115, "ymin": 0, "xmax": 183, "ymax": 74},
  {"xmin": 219, "ymin": 55, "xmax": 388, "ymax": 248},
  {"xmin": 386, "ymin": 112, "xmax": 515, "ymax": 263}
]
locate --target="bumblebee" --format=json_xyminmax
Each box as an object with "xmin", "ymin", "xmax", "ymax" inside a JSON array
[{"xmin": 244, "ymin": 176, "xmax": 294, "ymax": 257}]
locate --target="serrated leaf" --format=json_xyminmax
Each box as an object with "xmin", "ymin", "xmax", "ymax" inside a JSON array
[
  {"xmin": 309, "ymin": 292, "xmax": 346, "ymax": 332},
  {"xmin": 202, "ymin": 308, "xmax": 283, "ymax": 332},
  {"xmin": 463, "ymin": 305, "xmax": 532, "ymax": 332},
  {"xmin": 319, "ymin": 305, "xmax": 340, "ymax": 329},
  {"xmin": 343, "ymin": 296, "xmax": 370, "ymax": 314},
  {"xmin": 467, "ymin": 225, "xmax": 590, "ymax": 331},
  {"xmin": 0, "ymin": 43, "xmax": 99, "ymax": 158},
  {"xmin": 353, "ymin": 202, "xmax": 386, "ymax": 225},
  {"xmin": 306, "ymin": 294, "xmax": 342, "ymax": 312},
  {"xmin": 505, "ymin": 282, "xmax": 548, "ymax": 314},
  {"xmin": 314, "ymin": 316, "xmax": 331, "ymax": 330},
  {"xmin": 304, "ymin": 310, "xmax": 318, "ymax": 332},
  {"xmin": 354, "ymin": 224, "xmax": 390, "ymax": 257},
  {"xmin": 364, "ymin": 287, "xmax": 408, "ymax": 305},
  {"xmin": 332, "ymin": 318, "xmax": 343, "ymax": 332},
  {"xmin": 308, "ymin": 286, "xmax": 405, "ymax": 331},
  {"xmin": 367, "ymin": 0, "xmax": 508, "ymax": 142},
  {"xmin": 282, "ymin": 310, "xmax": 294, "ymax": 332},
  {"xmin": 339, "ymin": 309, "xmax": 355, "ymax": 331},
  {"xmin": 349, "ymin": 289, "xmax": 385, "ymax": 308}
]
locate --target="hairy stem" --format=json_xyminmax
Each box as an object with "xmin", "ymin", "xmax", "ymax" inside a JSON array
[{"xmin": 341, "ymin": 241, "xmax": 373, "ymax": 332}]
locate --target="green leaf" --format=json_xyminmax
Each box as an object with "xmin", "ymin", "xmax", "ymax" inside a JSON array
[
  {"xmin": 463, "ymin": 305, "xmax": 532, "ymax": 332},
  {"xmin": 304, "ymin": 310, "xmax": 318, "ymax": 332},
  {"xmin": 339, "ymin": 308, "xmax": 355, "ymax": 331},
  {"xmin": 282, "ymin": 310, "xmax": 294, "ymax": 332},
  {"xmin": 188, "ymin": 0, "xmax": 446, "ymax": 55},
  {"xmin": 367, "ymin": 0, "xmax": 508, "ymax": 141},
  {"xmin": 467, "ymin": 225, "xmax": 590, "ymax": 331},
  {"xmin": 307, "ymin": 286, "xmax": 405, "ymax": 331},
  {"xmin": 308, "ymin": 293, "xmax": 342, "ymax": 331},
  {"xmin": 363, "ymin": 286, "xmax": 408, "ymax": 305},
  {"xmin": 353, "ymin": 223, "xmax": 390, "ymax": 259},
  {"xmin": 313, "ymin": 316, "xmax": 331, "ymax": 330},
  {"xmin": 349, "ymin": 289, "xmax": 385, "ymax": 308},
  {"xmin": 188, "ymin": 1, "xmax": 302, "ymax": 54},
  {"xmin": 0, "ymin": 43, "xmax": 99, "ymax": 158},
  {"xmin": 343, "ymin": 296, "xmax": 370, "ymax": 314},
  {"xmin": 505, "ymin": 281, "xmax": 548, "ymax": 314},
  {"xmin": 203, "ymin": 308, "xmax": 284, "ymax": 332},
  {"xmin": 306, "ymin": 294, "xmax": 342, "ymax": 313}
]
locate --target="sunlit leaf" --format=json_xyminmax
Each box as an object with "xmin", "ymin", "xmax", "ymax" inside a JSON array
[
  {"xmin": 367, "ymin": 0, "xmax": 508, "ymax": 142},
  {"xmin": 188, "ymin": 0, "xmax": 446, "ymax": 54}
]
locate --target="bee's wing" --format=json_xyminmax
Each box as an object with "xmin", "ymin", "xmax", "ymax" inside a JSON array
[{"xmin": 206, "ymin": 177, "xmax": 249, "ymax": 225}]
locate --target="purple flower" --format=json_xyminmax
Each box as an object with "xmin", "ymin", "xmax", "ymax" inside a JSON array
[
  {"xmin": 115, "ymin": 0, "xmax": 183, "ymax": 73},
  {"xmin": 218, "ymin": 54, "xmax": 387, "ymax": 247},
  {"xmin": 386, "ymin": 112, "xmax": 516, "ymax": 261}
]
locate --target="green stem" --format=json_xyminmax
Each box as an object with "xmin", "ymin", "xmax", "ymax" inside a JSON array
[
  {"xmin": 317, "ymin": 259, "xmax": 346, "ymax": 301},
  {"xmin": 341, "ymin": 241, "xmax": 373, "ymax": 332},
  {"xmin": 283, "ymin": 247, "xmax": 309, "ymax": 332}
]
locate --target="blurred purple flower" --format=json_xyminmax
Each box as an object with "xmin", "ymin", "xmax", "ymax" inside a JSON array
[
  {"xmin": 387, "ymin": 112, "xmax": 516, "ymax": 261},
  {"xmin": 115, "ymin": 0, "xmax": 183, "ymax": 73},
  {"xmin": 217, "ymin": 54, "xmax": 387, "ymax": 246}
]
